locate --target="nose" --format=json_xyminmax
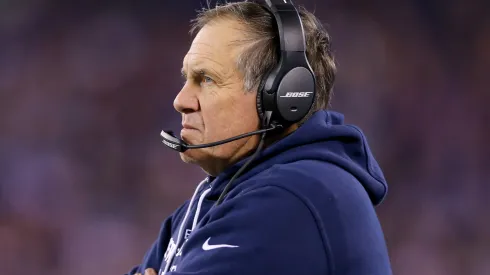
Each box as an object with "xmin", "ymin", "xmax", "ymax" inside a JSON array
[{"xmin": 173, "ymin": 83, "xmax": 199, "ymax": 114}]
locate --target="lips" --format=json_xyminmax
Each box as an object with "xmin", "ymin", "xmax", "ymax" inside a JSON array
[{"xmin": 182, "ymin": 123, "xmax": 197, "ymax": 130}]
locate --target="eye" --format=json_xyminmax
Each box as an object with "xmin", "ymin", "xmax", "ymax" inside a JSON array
[{"xmin": 201, "ymin": 75, "xmax": 214, "ymax": 85}]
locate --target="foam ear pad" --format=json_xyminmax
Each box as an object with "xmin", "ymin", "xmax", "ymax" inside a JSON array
[{"xmin": 256, "ymin": 77, "xmax": 267, "ymax": 124}]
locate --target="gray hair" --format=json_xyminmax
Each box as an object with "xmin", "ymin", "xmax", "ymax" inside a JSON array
[{"xmin": 190, "ymin": 1, "xmax": 336, "ymax": 125}]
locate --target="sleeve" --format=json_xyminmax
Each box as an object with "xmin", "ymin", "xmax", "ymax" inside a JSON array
[
  {"xmin": 124, "ymin": 202, "xmax": 189, "ymax": 275},
  {"xmin": 124, "ymin": 239, "xmax": 160, "ymax": 275},
  {"xmin": 166, "ymin": 185, "xmax": 329, "ymax": 275},
  {"xmin": 124, "ymin": 223, "xmax": 169, "ymax": 275},
  {"xmin": 125, "ymin": 265, "xmax": 140, "ymax": 275}
]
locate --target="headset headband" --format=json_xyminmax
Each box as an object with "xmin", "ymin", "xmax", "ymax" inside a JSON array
[{"xmin": 263, "ymin": 0, "xmax": 306, "ymax": 52}]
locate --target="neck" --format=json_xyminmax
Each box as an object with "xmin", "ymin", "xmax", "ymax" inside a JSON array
[{"xmin": 264, "ymin": 123, "xmax": 298, "ymax": 148}]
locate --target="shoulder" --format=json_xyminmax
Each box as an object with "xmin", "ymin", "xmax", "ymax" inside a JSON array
[
  {"xmin": 241, "ymin": 160, "xmax": 363, "ymax": 204},
  {"xmin": 244, "ymin": 160, "xmax": 378, "ymax": 228},
  {"xmin": 239, "ymin": 161, "xmax": 391, "ymax": 274}
]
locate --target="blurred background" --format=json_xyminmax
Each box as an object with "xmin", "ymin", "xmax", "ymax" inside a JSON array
[{"xmin": 0, "ymin": 0, "xmax": 488, "ymax": 274}]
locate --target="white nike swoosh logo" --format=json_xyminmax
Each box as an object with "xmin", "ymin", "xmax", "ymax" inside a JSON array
[{"xmin": 202, "ymin": 237, "xmax": 239, "ymax": 251}]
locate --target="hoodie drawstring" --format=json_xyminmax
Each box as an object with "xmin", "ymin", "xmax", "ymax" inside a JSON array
[
  {"xmin": 161, "ymin": 177, "xmax": 211, "ymax": 274},
  {"xmin": 192, "ymin": 187, "xmax": 212, "ymax": 230}
]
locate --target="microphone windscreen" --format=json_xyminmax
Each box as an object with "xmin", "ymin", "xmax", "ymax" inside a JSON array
[{"xmin": 160, "ymin": 130, "xmax": 187, "ymax": 152}]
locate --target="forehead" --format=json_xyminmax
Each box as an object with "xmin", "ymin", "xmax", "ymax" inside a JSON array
[{"xmin": 183, "ymin": 20, "xmax": 247, "ymax": 71}]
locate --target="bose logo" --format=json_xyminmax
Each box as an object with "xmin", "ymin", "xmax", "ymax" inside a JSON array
[
  {"xmin": 280, "ymin": 92, "xmax": 313, "ymax": 98},
  {"xmin": 163, "ymin": 140, "xmax": 179, "ymax": 149}
]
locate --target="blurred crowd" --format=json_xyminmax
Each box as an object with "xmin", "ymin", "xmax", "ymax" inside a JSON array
[{"xmin": 0, "ymin": 0, "xmax": 488, "ymax": 274}]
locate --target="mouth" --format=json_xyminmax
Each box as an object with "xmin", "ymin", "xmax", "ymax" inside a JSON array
[
  {"xmin": 181, "ymin": 123, "xmax": 198, "ymax": 130},
  {"xmin": 180, "ymin": 125, "xmax": 199, "ymax": 142},
  {"xmin": 180, "ymin": 128, "xmax": 198, "ymax": 146}
]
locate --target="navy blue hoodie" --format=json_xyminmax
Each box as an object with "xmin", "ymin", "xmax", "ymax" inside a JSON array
[{"xmin": 126, "ymin": 110, "xmax": 392, "ymax": 275}]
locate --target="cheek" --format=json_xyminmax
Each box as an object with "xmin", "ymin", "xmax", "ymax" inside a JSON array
[
  {"xmin": 201, "ymin": 92, "xmax": 259, "ymax": 138},
  {"xmin": 235, "ymin": 96, "xmax": 260, "ymax": 128}
]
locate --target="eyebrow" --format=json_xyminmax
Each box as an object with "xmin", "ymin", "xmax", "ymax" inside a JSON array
[{"xmin": 181, "ymin": 66, "xmax": 221, "ymax": 80}]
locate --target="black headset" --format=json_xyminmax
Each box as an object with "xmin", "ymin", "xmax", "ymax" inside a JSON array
[
  {"xmin": 257, "ymin": 0, "xmax": 316, "ymax": 128},
  {"xmin": 214, "ymin": 0, "xmax": 317, "ymax": 205}
]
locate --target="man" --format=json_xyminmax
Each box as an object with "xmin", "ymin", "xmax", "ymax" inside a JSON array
[{"xmin": 127, "ymin": 1, "xmax": 392, "ymax": 275}]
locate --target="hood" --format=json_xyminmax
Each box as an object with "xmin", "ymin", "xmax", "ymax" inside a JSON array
[{"xmin": 208, "ymin": 110, "xmax": 388, "ymax": 206}]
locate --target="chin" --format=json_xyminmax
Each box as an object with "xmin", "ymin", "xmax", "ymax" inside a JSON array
[
  {"xmin": 179, "ymin": 152, "xmax": 196, "ymax": 164},
  {"xmin": 179, "ymin": 149, "xmax": 218, "ymax": 175},
  {"xmin": 179, "ymin": 149, "xmax": 208, "ymax": 165}
]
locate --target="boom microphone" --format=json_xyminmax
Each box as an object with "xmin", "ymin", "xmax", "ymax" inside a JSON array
[{"xmin": 160, "ymin": 124, "xmax": 281, "ymax": 152}]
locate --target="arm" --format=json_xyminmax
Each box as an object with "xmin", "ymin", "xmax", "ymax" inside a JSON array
[
  {"xmin": 125, "ymin": 202, "xmax": 189, "ymax": 275},
  {"xmin": 124, "ymin": 238, "xmax": 162, "ymax": 275},
  {"xmin": 166, "ymin": 185, "xmax": 328, "ymax": 275}
]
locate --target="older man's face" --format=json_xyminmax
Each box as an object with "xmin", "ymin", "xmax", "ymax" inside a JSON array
[{"xmin": 174, "ymin": 19, "xmax": 260, "ymax": 176}]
